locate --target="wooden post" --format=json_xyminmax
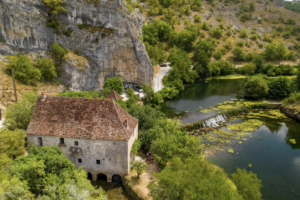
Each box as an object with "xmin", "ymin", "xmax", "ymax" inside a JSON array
[{"xmin": 12, "ymin": 69, "xmax": 18, "ymax": 102}]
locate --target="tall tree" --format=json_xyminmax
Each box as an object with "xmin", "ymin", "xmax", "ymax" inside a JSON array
[{"xmin": 193, "ymin": 40, "xmax": 215, "ymax": 76}]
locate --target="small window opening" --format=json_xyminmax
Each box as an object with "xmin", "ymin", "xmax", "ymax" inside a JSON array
[
  {"xmin": 96, "ymin": 160, "xmax": 100, "ymax": 165},
  {"xmin": 103, "ymin": 159, "xmax": 105, "ymax": 160},
  {"xmin": 38, "ymin": 137, "xmax": 43, "ymax": 146},
  {"xmin": 123, "ymin": 119, "xmax": 128, "ymax": 128},
  {"xmin": 78, "ymin": 158, "xmax": 82, "ymax": 163},
  {"xmin": 60, "ymin": 138, "xmax": 64, "ymax": 144},
  {"xmin": 74, "ymin": 141, "xmax": 78, "ymax": 146}
]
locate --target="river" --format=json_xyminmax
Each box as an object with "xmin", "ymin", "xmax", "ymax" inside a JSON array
[{"xmin": 161, "ymin": 78, "xmax": 300, "ymax": 200}]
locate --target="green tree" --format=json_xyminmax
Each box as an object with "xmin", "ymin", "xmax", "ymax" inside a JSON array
[
  {"xmin": 264, "ymin": 43, "xmax": 277, "ymax": 61},
  {"xmin": 6, "ymin": 55, "xmax": 41, "ymax": 85},
  {"xmin": 0, "ymin": 129, "xmax": 25, "ymax": 159},
  {"xmin": 244, "ymin": 75, "xmax": 269, "ymax": 99},
  {"xmin": 268, "ymin": 76, "xmax": 294, "ymax": 100},
  {"xmin": 296, "ymin": 70, "xmax": 300, "ymax": 90},
  {"xmin": 35, "ymin": 58, "xmax": 57, "ymax": 81},
  {"xmin": 193, "ymin": 40, "xmax": 215, "ymax": 76},
  {"xmin": 177, "ymin": 28, "xmax": 198, "ymax": 51},
  {"xmin": 42, "ymin": 0, "xmax": 68, "ymax": 16},
  {"xmin": 252, "ymin": 53, "xmax": 264, "ymax": 74},
  {"xmin": 149, "ymin": 156, "xmax": 243, "ymax": 200},
  {"xmin": 131, "ymin": 140, "xmax": 142, "ymax": 156},
  {"xmin": 210, "ymin": 26, "xmax": 223, "ymax": 39},
  {"xmin": 276, "ymin": 42, "xmax": 287, "ymax": 60},
  {"xmin": 231, "ymin": 168, "xmax": 262, "ymax": 200},
  {"xmin": 4, "ymin": 92, "xmax": 38, "ymax": 131},
  {"xmin": 232, "ymin": 47, "xmax": 246, "ymax": 61},
  {"xmin": 0, "ymin": 154, "xmax": 12, "ymax": 181},
  {"xmin": 249, "ymin": 2, "xmax": 255, "ymax": 11},
  {"xmin": 243, "ymin": 62, "xmax": 256, "ymax": 75},
  {"xmin": 0, "ymin": 177, "xmax": 34, "ymax": 200},
  {"xmin": 126, "ymin": 88, "xmax": 138, "ymax": 107},
  {"xmin": 142, "ymin": 84, "xmax": 163, "ymax": 105},
  {"xmin": 239, "ymin": 28, "xmax": 249, "ymax": 38},
  {"xmin": 130, "ymin": 160, "xmax": 147, "ymax": 178},
  {"xmin": 50, "ymin": 43, "xmax": 69, "ymax": 64},
  {"xmin": 150, "ymin": 120, "xmax": 202, "ymax": 167},
  {"xmin": 10, "ymin": 146, "xmax": 106, "ymax": 198},
  {"xmin": 103, "ymin": 76, "xmax": 124, "ymax": 94}
]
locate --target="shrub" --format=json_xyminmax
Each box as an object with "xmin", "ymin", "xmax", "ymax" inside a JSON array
[
  {"xmin": 239, "ymin": 28, "xmax": 249, "ymax": 38},
  {"xmin": 232, "ymin": 47, "xmax": 246, "ymax": 61},
  {"xmin": 35, "ymin": 58, "xmax": 57, "ymax": 81},
  {"xmin": 213, "ymin": 51, "xmax": 222, "ymax": 60},
  {"xmin": 268, "ymin": 77, "xmax": 294, "ymax": 100},
  {"xmin": 6, "ymin": 55, "xmax": 41, "ymax": 85},
  {"xmin": 50, "ymin": 43, "xmax": 69, "ymax": 64},
  {"xmin": 103, "ymin": 76, "xmax": 124, "ymax": 94},
  {"xmin": 244, "ymin": 75, "xmax": 269, "ymax": 99}
]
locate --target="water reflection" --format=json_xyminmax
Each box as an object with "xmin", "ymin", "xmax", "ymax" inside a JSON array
[
  {"xmin": 92, "ymin": 180, "xmax": 131, "ymax": 200},
  {"xmin": 206, "ymin": 117, "xmax": 300, "ymax": 200}
]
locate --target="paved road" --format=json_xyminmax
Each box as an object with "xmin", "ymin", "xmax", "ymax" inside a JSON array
[{"xmin": 154, "ymin": 66, "xmax": 171, "ymax": 92}]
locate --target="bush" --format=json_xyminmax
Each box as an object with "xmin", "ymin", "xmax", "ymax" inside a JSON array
[
  {"xmin": 239, "ymin": 28, "xmax": 249, "ymax": 38},
  {"xmin": 213, "ymin": 51, "xmax": 222, "ymax": 60},
  {"xmin": 35, "ymin": 58, "xmax": 57, "ymax": 81},
  {"xmin": 232, "ymin": 47, "xmax": 246, "ymax": 61},
  {"xmin": 231, "ymin": 168, "xmax": 262, "ymax": 200},
  {"xmin": 103, "ymin": 76, "xmax": 124, "ymax": 94},
  {"xmin": 6, "ymin": 55, "xmax": 41, "ymax": 85},
  {"xmin": 268, "ymin": 76, "xmax": 294, "ymax": 100},
  {"xmin": 244, "ymin": 75, "xmax": 269, "ymax": 99},
  {"xmin": 50, "ymin": 43, "xmax": 69, "ymax": 64}
]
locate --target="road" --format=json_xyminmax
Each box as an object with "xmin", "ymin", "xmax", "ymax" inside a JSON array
[{"xmin": 154, "ymin": 66, "xmax": 171, "ymax": 92}]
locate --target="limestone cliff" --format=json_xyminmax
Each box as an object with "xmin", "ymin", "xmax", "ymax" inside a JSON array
[{"xmin": 0, "ymin": 0, "xmax": 153, "ymax": 91}]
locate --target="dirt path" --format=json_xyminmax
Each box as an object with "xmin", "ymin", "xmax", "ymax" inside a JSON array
[{"xmin": 153, "ymin": 65, "xmax": 171, "ymax": 92}]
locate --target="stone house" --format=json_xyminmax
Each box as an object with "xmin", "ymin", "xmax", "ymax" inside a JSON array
[{"xmin": 26, "ymin": 94, "xmax": 138, "ymax": 182}]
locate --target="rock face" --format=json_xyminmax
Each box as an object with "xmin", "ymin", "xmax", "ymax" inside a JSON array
[
  {"xmin": 0, "ymin": 0, "xmax": 153, "ymax": 91},
  {"xmin": 266, "ymin": 0, "xmax": 285, "ymax": 7}
]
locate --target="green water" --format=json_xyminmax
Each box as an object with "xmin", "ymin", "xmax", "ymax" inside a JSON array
[
  {"xmin": 161, "ymin": 78, "xmax": 300, "ymax": 199},
  {"xmin": 92, "ymin": 180, "xmax": 131, "ymax": 200},
  {"xmin": 160, "ymin": 78, "xmax": 244, "ymax": 124}
]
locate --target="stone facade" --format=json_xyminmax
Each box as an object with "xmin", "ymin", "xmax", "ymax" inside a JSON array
[
  {"xmin": 0, "ymin": 0, "xmax": 153, "ymax": 90},
  {"xmin": 27, "ymin": 125, "xmax": 138, "ymax": 182}
]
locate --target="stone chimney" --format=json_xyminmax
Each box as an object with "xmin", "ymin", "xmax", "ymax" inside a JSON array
[{"xmin": 41, "ymin": 91, "xmax": 46, "ymax": 101}]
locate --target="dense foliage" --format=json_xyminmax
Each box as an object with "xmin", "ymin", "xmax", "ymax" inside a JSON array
[
  {"xmin": 103, "ymin": 76, "xmax": 124, "ymax": 94},
  {"xmin": 1, "ymin": 146, "xmax": 106, "ymax": 199},
  {"xmin": 4, "ymin": 92, "xmax": 38, "ymax": 130},
  {"xmin": 6, "ymin": 55, "xmax": 41, "ymax": 85},
  {"xmin": 243, "ymin": 74, "xmax": 295, "ymax": 100},
  {"xmin": 285, "ymin": 2, "xmax": 300, "ymax": 14}
]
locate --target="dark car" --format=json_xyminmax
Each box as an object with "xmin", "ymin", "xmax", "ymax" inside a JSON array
[
  {"xmin": 134, "ymin": 85, "xmax": 143, "ymax": 93},
  {"xmin": 160, "ymin": 64, "xmax": 167, "ymax": 67}
]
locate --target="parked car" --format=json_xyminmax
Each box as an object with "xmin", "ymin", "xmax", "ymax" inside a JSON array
[
  {"xmin": 134, "ymin": 85, "xmax": 143, "ymax": 93},
  {"xmin": 160, "ymin": 64, "xmax": 167, "ymax": 67}
]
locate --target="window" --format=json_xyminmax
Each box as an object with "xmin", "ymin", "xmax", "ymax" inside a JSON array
[
  {"xmin": 123, "ymin": 119, "xmax": 128, "ymax": 128},
  {"xmin": 38, "ymin": 137, "xmax": 43, "ymax": 146},
  {"xmin": 60, "ymin": 138, "xmax": 64, "ymax": 144},
  {"xmin": 96, "ymin": 160, "xmax": 100, "ymax": 165},
  {"xmin": 78, "ymin": 158, "xmax": 82, "ymax": 163},
  {"xmin": 74, "ymin": 141, "xmax": 78, "ymax": 146}
]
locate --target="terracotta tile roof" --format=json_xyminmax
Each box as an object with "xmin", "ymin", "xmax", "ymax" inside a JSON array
[
  {"xmin": 107, "ymin": 90, "xmax": 123, "ymax": 101},
  {"xmin": 26, "ymin": 96, "xmax": 138, "ymax": 141}
]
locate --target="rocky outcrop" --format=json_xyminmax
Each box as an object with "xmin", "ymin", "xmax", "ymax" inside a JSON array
[
  {"xmin": 280, "ymin": 106, "xmax": 300, "ymax": 121},
  {"xmin": 0, "ymin": 0, "xmax": 153, "ymax": 91},
  {"xmin": 265, "ymin": 0, "xmax": 285, "ymax": 8}
]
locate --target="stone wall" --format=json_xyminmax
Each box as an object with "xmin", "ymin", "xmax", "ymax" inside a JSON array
[
  {"xmin": 27, "ymin": 131, "xmax": 138, "ymax": 182},
  {"xmin": 0, "ymin": 0, "xmax": 153, "ymax": 91},
  {"xmin": 280, "ymin": 106, "xmax": 300, "ymax": 122}
]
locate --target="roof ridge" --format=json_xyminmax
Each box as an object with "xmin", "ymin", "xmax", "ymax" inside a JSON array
[{"xmin": 112, "ymin": 100, "xmax": 129, "ymax": 139}]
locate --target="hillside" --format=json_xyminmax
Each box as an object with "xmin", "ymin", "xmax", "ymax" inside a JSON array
[{"xmin": 135, "ymin": 0, "xmax": 300, "ymax": 65}]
